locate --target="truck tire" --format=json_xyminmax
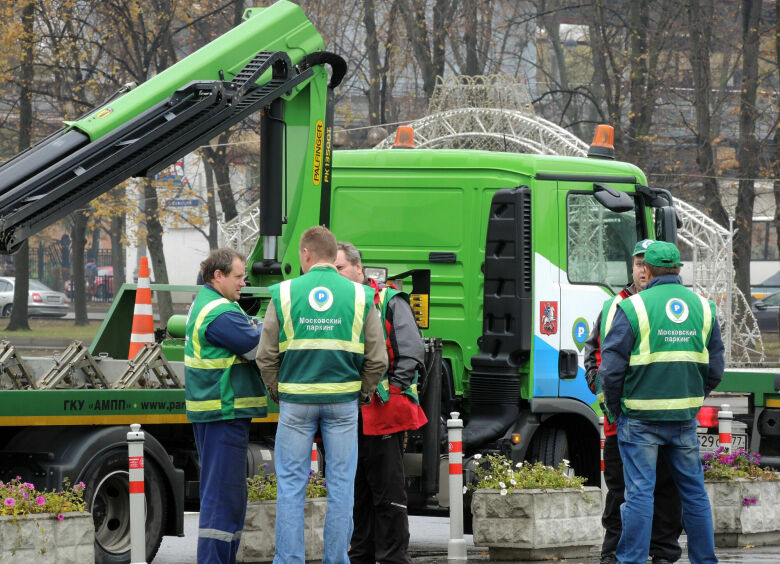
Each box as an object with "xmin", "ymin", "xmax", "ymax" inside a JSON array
[
  {"xmin": 527, "ymin": 426, "xmax": 569, "ymax": 467},
  {"xmin": 83, "ymin": 448, "xmax": 167, "ymax": 564}
]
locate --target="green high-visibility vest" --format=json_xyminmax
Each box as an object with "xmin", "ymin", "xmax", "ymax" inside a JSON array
[
  {"xmin": 617, "ymin": 284, "xmax": 715, "ymax": 421},
  {"xmin": 374, "ymin": 286, "xmax": 421, "ymax": 405},
  {"xmin": 185, "ymin": 286, "xmax": 267, "ymax": 422},
  {"xmin": 595, "ymin": 292, "xmax": 628, "ymax": 421},
  {"xmin": 269, "ymin": 265, "xmax": 374, "ymax": 404}
]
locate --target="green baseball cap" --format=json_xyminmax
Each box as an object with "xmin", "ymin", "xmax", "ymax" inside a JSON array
[
  {"xmin": 644, "ymin": 241, "xmax": 683, "ymax": 268},
  {"xmin": 632, "ymin": 239, "xmax": 654, "ymax": 256}
]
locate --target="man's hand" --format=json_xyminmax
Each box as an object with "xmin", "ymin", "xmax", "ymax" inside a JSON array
[
  {"xmin": 359, "ymin": 391, "xmax": 371, "ymax": 406},
  {"xmin": 266, "ymin": 383, "xmax": 279, "ymax": 405},
  {"xmin": 585, "ymin": 368, "xmax": 598, "ymax": 393}
]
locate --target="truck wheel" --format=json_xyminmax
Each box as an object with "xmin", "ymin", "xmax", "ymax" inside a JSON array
[
  {"xmin": 83, "ymin": 449, "xmax": 168, "ymax": 564},
  {"xmin": 527, "ymin": 426, "xmax": 569, "ymax": 467}
]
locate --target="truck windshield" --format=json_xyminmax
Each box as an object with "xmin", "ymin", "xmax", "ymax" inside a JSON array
[{"xmin": 566, "ymin": 192, "xmax": 639, "ymax": 292}]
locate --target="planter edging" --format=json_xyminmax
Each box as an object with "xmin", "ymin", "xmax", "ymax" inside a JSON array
[
  {"xmin": 704, "ymin": 478, "xmax": 780, "ymax": 547},
  {"xmin": 0, "ymin": 511, "xmax": 94, "ymax": 564}
]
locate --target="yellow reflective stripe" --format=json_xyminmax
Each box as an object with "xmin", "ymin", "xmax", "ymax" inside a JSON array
[
  {"xmin": 185, "ymin": 355, "xmax": 247, "ymax": 369},
  {"xmin": 280, "ymin": 339, "xmax": 365, "ymax": 353},
  {"xmin": 235, "ymin": 397, "xmax": 267, "ymax": 409},
  {"xmin": 632, "ymin": 295, "xmax": 651, "ymax": 356},
  {"xmin": 408, "ymin": 384, "xmax": 418, "ymax": 395},
  {"xmin": 351, "ymin": 283, "xmax": 366, "ymax": 345},
  {"xmin": 629, "ymin": 350, "xmax": 709, "ymax": 366},
  {"xmin": 192, "ymin": 297, "xmax": 231, "ymax": 359},
  {"xmin": 279, "ymin": 280, "xmax": 294, "ymax": 344},
  {"xmin": 278, "ymin": 381, "xmax": 362, "ymax": 394},
  {"xmin": 699, "ymin": 295, "xmax": 712, "ymax": 348},
  {"xmin": 381, "ymin": 379, "xmax": 390, "ymax": 391},
  {"xmin": 186, "ymin": 399, "xmax": 222, "ymax": 412},
  {"xmin": 624, "ymin": 396, "xmax": 703, "ymax": 410},
  {"xmin": 604, "ymin": 295, "xmax": 624, "ymax": 335}
]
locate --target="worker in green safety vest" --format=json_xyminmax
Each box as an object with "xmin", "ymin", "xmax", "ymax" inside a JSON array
[
  {"xmin": 599, "ymin": 241, "xmax": 724, "ymax": 564},
  {"xmin": 185, "ymin": 247, "xmax": 267, "ymax": 564},
  {"xmin": 256, "ymin": 225, "xmax": 387, "ymax": 564}
]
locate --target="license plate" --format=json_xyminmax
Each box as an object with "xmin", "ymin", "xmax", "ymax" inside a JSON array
[
  {"xmin": 697, "ymin": 431, "xmax": 746, "ymax": 453},
  {"xmin": 46, "ymin": 296, "xmax": 59, "ymax": 303}
]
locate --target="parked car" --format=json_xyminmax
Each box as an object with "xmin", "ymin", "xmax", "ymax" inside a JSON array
[
  {"xmin": 751, "ymin": 291, "xmax": 780, "ymax": 333},
  {"xmin": 0, "ymin": 277, "xmax": 70, "ymax": 317}
]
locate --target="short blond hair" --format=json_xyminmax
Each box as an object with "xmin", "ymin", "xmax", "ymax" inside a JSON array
[{"xmin": 300, "ymin": 226, "xmax": 337, "ymax": 262}]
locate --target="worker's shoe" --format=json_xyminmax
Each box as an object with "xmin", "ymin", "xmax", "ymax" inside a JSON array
[{"xmin": 599, "ymin": 555, "xmax": 617, "ymax": 564}]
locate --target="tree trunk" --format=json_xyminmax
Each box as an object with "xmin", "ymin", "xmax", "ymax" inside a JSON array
[
  {"xmin": 733, "ymin": 0, "xmax": 761, "ymax": 300},
  {"xmin": 463, "ymin": 0, "xmax": 479, "ymax": 75},
  {"xmin": 773, "ymin": 0, "xmax": 779, "ymax": 337},
  {"xmin": 6, "ymin": 0, "xmax": 36, "ymax": 332},
  {"xmin": 201, "ymin": 141, "xmax": 238, "ymax": 221},
  {"xmin": 71, "ymin": 211, "xmax": 89, "ymax": 326},
  {"xmin": 204, "ymin": 158, "xmax": 219, "ymax": 250},
  {"xmin": 143, "ymin": 180, "xmax": 174, "ymax": 326},
  {"xmin": 111, "ymin": 213, "xmax": 126, "ymax": 289},
  {"xmin": 362, "ymin": 0, "xmax": 382, "ymax": 126},
  {"xmin": 686, "ymin": 0, "xmax": 730, "ymax": 229}
]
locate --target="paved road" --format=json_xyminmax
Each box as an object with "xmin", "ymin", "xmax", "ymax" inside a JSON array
[{"xmin": 154, "ymin": 513, "xmax": 780, "ymax": 563}]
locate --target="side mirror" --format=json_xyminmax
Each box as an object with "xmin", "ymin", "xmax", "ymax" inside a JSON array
[
  {"xmin": 593, "ymin": 183, "xmax": 634, "ymax": 213},
  {"xmin": 754, "ymin": 302, "xmax": 767, "ymax": 311},
  {"xmin": 655, "ymin": 206, "xmax": 679, "ymax": 245}
]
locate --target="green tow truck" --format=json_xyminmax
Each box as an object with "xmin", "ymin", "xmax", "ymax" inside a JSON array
[{"xmin": 0, "ymin": 1, "xmax": 777, "ymax": 562}]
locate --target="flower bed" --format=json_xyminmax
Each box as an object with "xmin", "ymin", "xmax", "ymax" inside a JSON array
[
  {"xmin": 237, "ymin": 467, "xmax": 327, "ymax": 563},
  {"xmin": 0, "ymin": 478, "xmax": 93, "ymax": 562},
  {"xmin": 704, "ymin": 447, "xmax": 780, "ymax": 547},
  {"xmin": 470, "ymin": 455, "xmax": 601, "ymax": 560}
]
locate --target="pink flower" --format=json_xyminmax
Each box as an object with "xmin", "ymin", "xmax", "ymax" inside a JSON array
[
  {"xmin": 4, "ymin": 498, "xmax": 14, "ymax": 507},
  {"xmin": 36, "ymin": 496, "xmax": 45, "ymax": 506},
  {"xmin": 22, "ymin": 482, "xmax": 34, "ymax": 490},
  {"xmin": 22, "ymin": 491, "xmax": 28, "ymax": 500},
  {"xmin": 57, "ymin": 513, "xmax": 64, "ymax": 521}
]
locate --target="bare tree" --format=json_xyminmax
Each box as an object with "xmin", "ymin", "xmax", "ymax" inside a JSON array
[
  {"xmin": 6, "ymin": 0, "xmax": 35, "ymax": 332},
  {"xmin": 733, "ymin": 0, "xmax": 762, "ymax": 300},
  {"xmin": 774, "ymin": 0, "xmax": 780, "ymax": 336},
  {"xmin": 684, "ymin": 0, "xmax": 729, "ymax": 228}
]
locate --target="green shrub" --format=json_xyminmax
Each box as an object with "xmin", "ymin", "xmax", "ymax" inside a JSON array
[
  {"xmin": 471, "ymin": 453, "xmax": 586, "ymax": 493},
  {"xmin": 247, "ymin": 465, "xmax": 327, "ymax": 501}
]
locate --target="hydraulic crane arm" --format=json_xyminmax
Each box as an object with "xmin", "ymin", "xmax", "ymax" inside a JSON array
[{"xmin": 0, "ymin": 0, "xmax": 343, "ymax": 254}]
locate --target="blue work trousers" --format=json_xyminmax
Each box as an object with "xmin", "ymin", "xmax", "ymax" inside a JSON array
[
  {"xmin": 616, "ymin": 415, "xmax": 716, "ymax": 564},
  {"xmin": 274, "ymin": 399, "xmax": 358, "ymax": 564},
  {"xmin": 193, "ymin": 418, "xmax": 251, "ymax": 564}
]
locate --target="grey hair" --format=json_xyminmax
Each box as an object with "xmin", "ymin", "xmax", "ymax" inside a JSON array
[{"xmin": 337, "ymin": 241, "xmax": 362, "ymax": 266}]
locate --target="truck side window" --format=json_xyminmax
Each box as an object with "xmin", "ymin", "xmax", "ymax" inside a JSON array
[{"xmin": 566, "ymin": 192, "xmax": 638, "ymax": 292}]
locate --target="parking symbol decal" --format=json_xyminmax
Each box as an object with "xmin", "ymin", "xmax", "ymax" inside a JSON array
[
  {"xmin": 665, "ymin": 299, "xmax": 689, "ymax": 324},
  {"xmin": 309, "ymin": 287, "xmax": 333, "ymax": 312},
  {"xmin": 572, "ymin": 318, "xmax": 589, "ymax": 352}
]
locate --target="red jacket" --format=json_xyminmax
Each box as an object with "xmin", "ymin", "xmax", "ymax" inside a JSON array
[{"xmin": 361, "ymin": 279, "xmax": 428, "ymax": 435}]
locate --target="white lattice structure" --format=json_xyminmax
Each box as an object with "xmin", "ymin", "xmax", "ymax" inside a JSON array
[{"xmin": 218, "ymin": 206, "xmax": 260, "ymax": 256}]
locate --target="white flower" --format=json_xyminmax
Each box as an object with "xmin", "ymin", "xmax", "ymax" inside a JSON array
[
  {"xmin": 510, "ymin": 479, "xmax": 517, "ymax": 486},
  {"xmin": 473, "ymin": 454, "xmax": 482, "ymax": 460},
  {"xmin": 562, "ymin": 459, "xmax": 571, "ymax": 466},
  {"xmin": 500, "ymin": 488, "xmax": 508, "ymax": 496},
  {"xmin": 463, "ymin": 486, "xmax": 468, "ymax": 494},
  {"xmin": 499, "ymin": 482, "xmax": 506, "ymax": 489},
  {"xmin": 516, "ymin": 462, "xmax": 524, "ymax": 468}
]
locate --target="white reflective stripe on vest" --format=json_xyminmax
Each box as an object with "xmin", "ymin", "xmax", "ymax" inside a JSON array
[
  {"xmin": 282, "ymin": 338, "xmax": 365, "ymax": 353},
  {"xmin": 699, "ymin": 294, "xmax": 713, "ymax": 343},
  {"xmin": 351, "ymin": 282, "xmax": 366, "ymax": 344},
  {"xmin": 629, "ymin": 350, "xmax": 709, "ymax": 366},
  {"xmin": 191, "ymin": 297, "xmax": 231, "ymax": 360},
  {"xmin": 604, "ymin": 294, "xmax": 625, "ymax": 335},
  {"xmin": 631, "ymin": 295, "xmax": 652, "ymax": 357},
  {"xmin": 279, "ymin": 279, "xmax": 295, "ymax": 343},
  {"xmin": 278, "ymin": 381, "xmax": 362, "ymax": 395},
  {"xmin": 623, "ymin": 396, "xmax": 704, "ymax": 410}
]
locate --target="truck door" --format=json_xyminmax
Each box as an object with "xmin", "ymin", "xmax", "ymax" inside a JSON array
[{"xmin": 557, "ymin": 182, "xmax": 644, "ymax": 403}]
